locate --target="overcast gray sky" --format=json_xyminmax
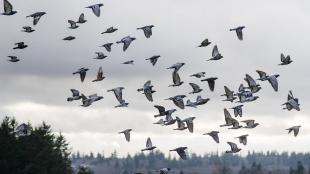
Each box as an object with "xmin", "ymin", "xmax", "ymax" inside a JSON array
[{"xmin": 1, "ymin": 0, "xmax": 310, "ymax": 157}]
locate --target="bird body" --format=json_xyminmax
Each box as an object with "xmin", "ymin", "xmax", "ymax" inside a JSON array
[
  {"xmin": 116, "ymin": 36, "xmax": 136, "ymax": 51},
  {"xmin": 27, "ymin": 12, "xmax": 46, "ymax": 25},
  {"xmin": 86, "ymin": 3, "xmax": 103, "ymax": 17},
  {"xmin": 137, "ymin": 25, "xmax": 154, "ymax": 38},
  {"xmin": 73, "ymin": 67, "xmax": 89, "ymax": 82}
]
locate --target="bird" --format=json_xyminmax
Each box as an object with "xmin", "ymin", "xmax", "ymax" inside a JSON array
[
  {"xmin": 230, "ymin": 105, "xmax": 244, "ymax": 117},
  {"xmin": 101, "ymin": 26, "xmax": 118, "ymax": 34},
  {"xmin": 228, "ymin": 119, "xmax": 242, "ymax": 130},
  {"xmin": 137, "ymin": 81, "xmax": 156, "ymax": 102},
  {"xmin": 101, "ymin": 43, "xmax": 113, "ymax": 52},
  {"xmin": 122, "ymin": 60, "xmax": 134, "ymax": 65},
  {"xmin": 119, "ymin": 129, "xmax": 132, "ymax": 142},
  {"xmin": 146, "ymin": 55, "xmax": 160, "ymax": 66},
  {"xmin": 235, "ymin": 134, "xmax": 249, "ymax": 145},
  {"xmin": 21, "ymin": 26, "xmax": 35, "ymax": 33},
  {"xmin": 242, "ymin": 120, "xmax": 259, "ymax": 128},
  {"xmin": 13, "ymin": 42, "xmax": 28, "ymax": 49},
  {"xmin": 195, "ymin": 95, "xmax": 210, "ymax": 106},
  {"xmin": 141, "ymin": 137, "xmax": 157, "ymax": 151},
  {"xmin": 282, "ymin": 90, "xmax": 300, "ymax": 111},
  {"xmin": 76, "ymin": 13, "xmax": 87, "ymax": 23},
  {"xmin": 2, "ymin": 0, "xmax": 17, "ymax": 15},
  {"xmin": 226, "ymin": 142, "xmax": 241, "ymax": 153},
  {"xmin": 221, "ymin": 86, "xmax": 237, "ymax": 102},
  {"xmin": 63, "ymin": 36, "xmax": 76, "ymax": 41},
  {"xmin": 67, "ymin": 89, "xmax": 82, "ymax": 102},
  {"xmin": 165, "ymin": 95, "xmax": 186, "ymax": 109},
  {"xmin": 137, "ymin": 25, "xmax": 154, "ymax": 38},
  {"xmin": 116, "ymin": 36, "xmax": 136, "ymax": 51},
  {"xmin": 189, "ymin": 83, "xmax": 203, "ymax": 94},
  {"xmin": 230, "ymin": 26, "xmax": 245, "ymax": 40},
  {"xmin": 107, "ymin": 87, "xmax": 125, "ymax": 104},
  {"xmin": 93, "ymin": 52, "xmax": 107, "ymax": 60},
  {"xmin": 185, "ymin": 99, "xmax": 197, "ymax": 108},
  {"xmin": 220, "ymin": 108, "xmax": 238, "ymax": 127},
  {"xmin": 26, "ymin": 12, "xmax": 46, "ymax": 25},
  {"xmin": 68, "ymin": 20, "xmax": 79, "ymax": 29},
  {"xmin": 198, "ymin": 38, "xmax": 211, "ymax": 47},
  {"xmin": 203, "ymin": 131, "xmax": 219, "ymax": 144},
  {"xmin": 190, "ymin": 72, "xmax": 206, "ymax": 78},
  {"xmin": 7, "ymin": 56, "xmax": 20, "ymax": 62},
  {"xmin": 170, "ymin": 147, "xmax": 188, "ymax": 160},
  {"xmin": 92, "ymin": 67, "xmax": 105, "ymax": 82},
  {"xmin": 156, "ymin": 168, "xmax": 171, "ymax": 174},
  {"xmin": 244, "ymin": 74, "xmax": 261, "ymax": 93},
  {"xmin": 81, "ymin": 94, "xmax": 103, "ymax": 107},
  {"xmin": 279, "ymin": 53, "xmax": 293, "ymax": 65},
  {"xmin": 86, "ymin": 3, "xmax": 103, "ymax": 17},
  {"xmin": 183, "ymin": 117, "xmax": 195, "ymax": 133},
  {"xmin": 169, "ymin": 71, "xmax": 184, "ymax": 87},
  {"xmin": 256, "ymin": 70, "xmax": 280, "ymax": 91},
  {"xmin": 207, "ymin": 45, "xmax": 223, "ymax": 61},
  {"xmin": 15, "ymin": 123, "xmax": 31, "ymax": 137},
  {"xmin": 73, "ymin": 68, "xmax": 89, "ymax": 82},
  {"xmin": 153, "ymin": 105, "xmax": 167, "ymax": 117},
  {"xmin": 167, "ymin": 62, "xmax": 185, "ymax": 72},
  {"xmin": 173, "ymin": 117, "xmax": 188, "ymax": 131},
  {"xmin": 286, "ymin": 126, "xmax": 301, "ymax": 137},
  {"xmin": 163, "ymin": 111, "xmax": 177, "ymax": 126},
  {"xmin": 201, "ymin": 77, "xmax": 218, "ymax": 91}
]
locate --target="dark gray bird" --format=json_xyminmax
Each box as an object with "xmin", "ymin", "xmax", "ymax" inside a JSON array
[
  {"xmin": 92, "ymin": 67, "xmax": 105, "ymax": 82},
  {"xmin": 68, "ymin": 20, "xmax": 79, "ymax": 29},
  {"xmin": 86, "ymin": 3, "xmax": 103, "ymax": 17},
  {"xmin": 230, "ymin": 26, "xmax": 245, "ymax": 40},
  {"xmin": 27, "ymin": 12, "xmax": 46, "ymax": 25},
  {"xmin": 226, "ymin": 142, "xmax": 241, "ymax": 153},
  {"xmin": 165, "ymin": 95, "xmax": 186, "ymax": 109},
  {"xmin": 221, "ymin": 86, "xmax": 237, "ymax": 102},
  {"xmin": 279, "ymin": 53, "xmax": 293, "ymax": 65},
  {"xmin": 93, "ymin": 52, "xmax": 107, "ymax": 60},
  {"xmin": 22, "ymin": 26, "xmax": 35, "ymax": 33},
  {"xmin": 174, "ymin": 117, "xmax": 188, "ymax": 131},
  {"xmin": 119, "ymin": 129, "xmax": 132, "ymax": 142},
  {"xmin": 185, "ymin": 99, "xmax": 197, "ymax": 108},
  {"xmin": 198, "ymin": 38, "xmax": 211, "ymax": 47},
  {"xmin": 220, "ymin": 108, "xmax": 239, "ymax": 128},
  {"xmin": 73, "ymin": 67, "xmax": 89, "ymax": 82},
  {"xmin": 195, "ymin": 95, "xmax": 210, "ymax": 106},
  {"xmin": 107, "ymin": 87, "xmax": 125, "ymax": 104},
  {"xmin": 153, "ymin": 105, "xmax": 176, "ymax": 118},
  {"xmin": 207, "ymin": 45, "xmax": 223, "ymax": 61},
  {"xmin": 230, "ymin": 105, "xmax": 244, "ymax": 117},
  {"xmin": 190, "ymin": 72, "xmax": 206, "ymax": 78},
  {"xmin": 101, "ymin": 43, "xmax": 113, "ymax": 52},
  {"xmin": 228, "ymin": 119, "xmax": 242, "ymax": 130},
  {"xmin": 201, "ymin": 77, "xmax": 218, "ymax": 91},
  {"xmin": 242, "ymin": 120, "xmax": 259, "ymax": 128},
  {"xmin": 7, "ymin": 56, "xmax": 20, "ymax": 62},
  {"xmin": 81, "ymin": 94, "xmax": 103, "ymax": 107},
  {"xmin": 141, "ymin": 137, "xmax": 157, "ymax": 151},
  {"xmin": 256, "ymin": 70, "xmax": 280, "ymax": 92},
  {"xmin": 101, "ymin": 26, "xmax": 118, "ymax": 34},
  {"xmin": 235, "ymin": 134, "xmax": 248, "ymax": 145},
  {"xmin": 156, "ymin": 168, "xmax": 171, "ymax": 174},
  {"xmin": 170, "ymin": 147, "xmax": 187, "ymax": 160},
  {"xmin": 244, "ymin": 74, "xmax": 261, "ymax": 93},
  {"xmin": 15, "ymin": 123, "xmax": 31, "ymax": 137},
  {"xmin": 286, "ymin": 126, "xmax": 301, "ymax": 137},
  {"xmin": 167, "ymin": 62, "xmax": 185, "ymax": 72},
  {"xmin": 122, "ymin": 60, "xmax": 134, "ymax": 65},
  {"xmin": 77, "ymin": 13, "xmax": 87, "ymax": 23},
  {"xmin": 189, "ymin": 83, "xmax": 202, "ymax": 94},
  {"xmin": 183, "ymin": 117, "xmax": 196, "ymax": 133},
  {"xmin": 203, "ymin": 131, "xmax": 219, "ymax": 144},
  {"xmin": 13, "ymin": 42, "xmax": 28, "ymax": 49},
  {"xmin": 63, "ymin": 36, "xmax": 75, "ymax": 41},
  {"xmin": 282, "ymin": 90, "xmax": 300, "ymax": 111},
  {"xmin": 163, "ymin": 112, "xmax": 177, "ymax": 126},
  {"xmin": 137, "ymin": 81, "xmax": 156, "ymax": 102},
  {"xmin": 169, "ymin": 71, "xmax": 184, "ymax": 87},
  {"xmin": 116, "ymin": 36, "xmax": 136, "ymax": 51},
  {"xmin": 137, "ymin": 25, "xmax": 154, "ymax": 38},
  {"xmin": 146, "ymin": 55, "xmax": 160, "ymax": 66},
  {"xmin": 2, "ymin": 0, "xmax": 17, "ymax": 15},
  {"xmin": 67, "ymin": 89, "xmax": 82, "ymax": 102}
]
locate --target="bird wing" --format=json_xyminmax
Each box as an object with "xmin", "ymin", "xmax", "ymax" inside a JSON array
[
  {"xmin": 207, "ymin": 79, "xmax": 216, "ymax": 91},
  {"xmin": 124, "ymin": 131, "xmax": 130, "ymax": 142},
  {"xmin": 80, "ymin": 71, "xmax": 86, "ymax": 82},
  {"xmin": 4, "ymin": 0, "xmax": 13, "ymax": 13},
  {"xmin": 144, "ymin": 88, "xmax": 153, "ymax": 102},
  {"xmin": 143, "ymin": 27, "xmax": 152, "ymax": 38},
  {"xmin": 123, "ymin": 39, "xmax": 131, "ymax": 51},
  {"xmin": 256, "ymin": 70, "xmax": 267, "ymax": 79},
  {"xmin": 245, "ymin": 74, "xmax": 257, "ymax": 86},
  {"xmin": 33, "ymin": 15, "xmax": 42, "ymax": 25},
  {"xmin": 172, "ymin": 71, "xmax": 181, "ymax": 85},
  {"xmin": 236, "ymin": 28, "xmax": 243, "ymax": 40},
  {"xmin": 70, "ymin": 89, "xmax": 80, "ymax": 97},
  {"xmin": 144, "ymin": 80, "xmax": 151, "ymax": 88},
  {"xmin": 154, "ymin": 105, "xmax": 165, "ymax": 114},
  {"xmin": 212, "ymin": 45, "xmax": 219, "ymax": 57},
  {"xmin": 92, "ymin": 5, "xmax": 101, "ymax": 17},
  {"xmin": 268, "ymin": 76, "xmax": 278, "ymax": 91},
  {"xmin": 227, "ymin": 142, "xmax": 237, "ymax": 151},
  {"xmin": 78, "ymin": 13, "xmax": 85, "ymax": 22},
  {"xmin": 280, "ymin": 53, "xmax": 285, "ymax": 62},
  {"xmin": 189, "ymin": 83, "xmax": 199, "ymax": 92},
  {"xmin": 97, "ymin": 67, "xmax": 103, "ymax": 79},
  {"xmin": 293, "ymin": 127, "xmax": 300, "ymax": 137},
  {"xmin": 174, "ymin": 97, "xmax": 185, "ymax": 109},
  {"xmin": 288, "ymin": 100, "xmax": 300, "ymax": 111},
  {"xmin": 211, "ymin": 132, "xmax": 219, "ymax": 143},
  {"xmin": 146, "ymin": 137, "xmax": 152, "ymax": 148},
  {"xmin": 185, "ymin": 119, "xmax": 194, "ymax": 133},
  {"xmin": 68, "ymin": 20, "xmax": 77, "ymax": 28},
  {"xmin": 114, "ymin": 88, "xmax": 123, "ymax": 103},
  {"xmin": 177, "ymin": 149, "xmax": 187, "ymax": 160}
]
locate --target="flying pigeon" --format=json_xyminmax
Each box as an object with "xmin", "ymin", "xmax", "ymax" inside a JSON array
[
  {"xmin": 73, "ymin": 68, "xmax": 89, "ymax": 82},
  {"xmin": 190, "ymin": 72, "xmax": 206, "ymax": 78},
  {"xmin": 22, "ymin": 26, "xmax": 35, "ymax": 33},
  {"xmin": 92, "ymin": 66, "xmax": 105, "ymax": 82},
  {"xmin": 170, "ymin": 147, "xmax": 188, "ymax": 160},
  {"xmin": 169, "ymin": 71, "xmax": 184, "ymax": 87},
  {"xmin": 201, "ymin": 77, "xmax": 218, "ymax": 91},
  {"xmin": 137, "ymin": 25, "xmax": 154, "ymax": 38},
  {"xmin": 93, "ymin": 52, "xmax": 107, "ymax": 60},
  {"xmin": 244, "ymin": 74, "xmax": 261, "ymax": 93},
  {"xmin": 81, "ymin": 94, "xmax": 103, "ymax": 107},
  {"xmin": 167, "ymin": 62, "xmax": 185, "ymax": 72},
  {"xmin": 242, "ymin": 120, "xmax": 259, "ymax": 128},
  {"xmin": 122, "ymin": 60, "xmax": 134, "ymax": 65},
  {"xmin": 256, "ymin": 70, "xmax": 280, "ymax": 91},
  {"xmin": 195, "ymin": 95, "xmax": 210, "ymax": 106},
  {"xmin": 137, "ymin": 81, "xmax": 156, "ymax": 102},
  {"xmin": 116, "ymin": 36, "xmax": 136, "ymax": 51},
  {"xmin": 77, "ymin": 13, "xmax": 87, "ymax": 23},
  {"xmin": 207, "ymin": 45, "xmax": 223, "ymax": 61},
  {"xmin": 101, "ymin": 26, "xmax": 118, "ymax": 34},
  {"xmin": 228, "ymin": 119, "xmax": 242, "ymax": 130},
  {"xmin": 141, "ymin": 137, "xmax": 157, "ymax": 151},
  {"xmin": 119, "ymin": 129, "xmax": 132, "ymax": 142},
  {"xmin": 163, "ymin": 111, "xmax": 177, "ymax": 126},
  {"xmin": 165, "ymin": 95, "xmax": 186, "ymax": 109},
  {"xmin": 230, "ymin": 26, "xmax": 245, "ymax": 40},
  {"xmin": 2, "ymin": 0, "xmax": 17, "ymax": 15},
  {"xmin": 282, "ymin": 90, "xmax": 300, "ymax": 111},
  {"xmin": 107, "ymin": 87, "xmax": 125, "ymax": 104},
  {"xmin": 220, "ymin": 108, "xmax": 239, "ymax": 128},
  {"xmin": 221, "ymin": 86, "xmax": 237, "ymax": 102},
  {"xmin": 189, "ymin": 83, "xmax": 202, "ymax": 94},
  {"xmin": 146, "ymin": 55, "xmax": 160, "ymax": 66},
  {"xmin": 15, "ymin": 123, "xmax": 31, "ymax": 137},
  {"xmin": 154, "ymin": 105, "xmax": 167, "ymax": 117},
  {"xmin": 230, "ymin": 105, "xmax": 244, "ymax": 117},
  {"xmin": 101, "ymin": 43, "xmax": 113, "ymax": 52},
  {"xmin": 13, "ymin": 42, "xmax": 27, "ymax": 49},
  {"xmin": 198, "ymin": 38, "xmax": 211, "ymax": 47},
  {"xmin": 173, "ymin": 117, "xmax": 188, "ymax": 131},
  {"xmin": 183, "ymin": 117, "xmax": 195, "ymax": 133},
  {"xmin": 67, "ymin": 89, "xmax": 82, "ymax": 102},
  {"xmin": 7, "ymin": 56, "xmax": 20, "ymax": 62},
  {"xmin": 185, "ymin": 99, "xmax": 197, "ymax": 108},
  {"xmin": 63, "ymin": 36, "xmax": 75, "ymax": 41},
  {"xmin": 235, "ymin": 134, "xmax": 248, "ymax": 145},
  {"xmin": 203, "ymin": 131, "xmax": 219, "ymax": 144},
  {"xmin": 226, "ymin": 142, "xmax": 241, "ymax": 153},
  {"xmin": 286, "ymin": 126, "xmax": 301, "ymax": 137},
  {"xmin": 86, "ymin": 3, "xmax": 103, "ymax": 17},
  {"xmin": 68, "ymin": 20, "xmax": 79, "ymax": 29},
  {"xmin": 279, "ymin": 53, "xmax": 293, "ymax": 65},
  {"xmin": 156, "ymin": 168, "xmax": 171, "ymax": 174},
  {"xmin": 27, "ymin": 12, "xmax": 46, "ymax": 25}
]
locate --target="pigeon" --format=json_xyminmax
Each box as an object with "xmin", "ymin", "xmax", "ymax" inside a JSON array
[
  {"xmin": 282, "ymin": 90, "xmax": 300, "ymax": 111},
  {"xmin": 226, "ymin": 142, "xmax": 241, "ymax": 153},
  {"xmin": 154, "ymin": 105, "xmax": 167, "ymax": 117},
  {"xmin": 190, "ymin": 72, "xmax": 206, "ymax": 78},
  {"xmin": 26, "ymin": 12, "xmax": 46, "ymax": 25},
  {"xmin": 93, "ymin": 52, "xmax": 107, "ymax": 60},
  {"xmin": 77, "ymin": 13, "xmax": 87, "ymax": 23},
  {"xmin": 81, "ymin": 94, "xmax": 103, "ymax": 107},
  {"xmin": 237, "ymin": 92, "xmax": 259, "ymax": 103},
  {"xmin": 63, "ymin": 36, "xmax": 75, "ymax": 41},
  {"xmin": 235, "ymin": 134, "xmax": 248, "ymax": 145},
  {"xmin": 13, "ymin": 42, "xmax": 27, "ymax": 49},
  {"xmin": 183, "ymin": 117, "xmax": 195, "ymax": 133},
  {"xmin": 101, "ymin": 43, "xmax": 113, "ymax": 52},
  {"xmin": 67, "ymin": 89, "xmax": 82, "ymax": 102},
  {"xmin": 115, "ymin": 100, "xmax": 129, "ymax": 108},
  {"xmin": 73, "ymin": 68, "xmax": 89, "ymax": 82},
  {"xmin": 189, "ymin": 83, "xmax": 203, "ymax": 94},
  {"xmin": 185, "ymin": 99, "xmax": 197, "ymax": 108},
  {"xmin": 116, "ymin": 36, "xmax": 136, "ymax": 51},
  {"xmin": 7, "ymin": 56, "xmax": 20, "ymax": 62},
  {"xmin": 198, "ymin": 39, "xmax": 211, "ymax": 47},
  {"xmin": 286, "ymin": 126, "xmax": 301, "ymax": 137},
  {"xmin": 137, "ymin": 25, "xmax": 154, "ymax": 38},
  {"xmin": 119, "ymin": 129, "xmax": 132, "ymax": 142},
  {"xmin": 153, "ymin": 118, "xmax": 165, "ymax": 125},
  {"xmin": 68, "ymin": 20, "xmax": 79, "ymax": 29},
  {"xmin": 107, "ymin": 87, "xmax": 125, "ymax": 104},
  {"xmin": 242, "ymin": 120, "xmax": 259, "ymax": 128},
  {"xmin": 22, "ymin": 26, "xmax": 35, "ymax": 33},
  {"xmin": 230, "ymin": 26, "xmax": 245, "ymax": 40},
  {"xmin": 201, "ymin": 77, "xmax": 218, "ymax": 91},
  {"xmin": 174, "ymin": 117, "xmax": 188, "ymax": 130},
  {"xmin": 170, "ymin": 147, "xmax": 188, "ymax": 160},
  {"xmin": 86, "ymin": 3, "xmax": 103, "ymax": 17},
  {"xmin": 15, "ymin": 123, "xmax": 31, "ymax": 137},
  {"xmin": 165, "ymin": 95, "xmax": 186, "ymax": 109},
  {"xmin": 256, "ymin": 70, "xmax": 280, "ymax": 92},
  {"xmin": 101, "ymin": 27, "xmax": 118, "ymax": 34},
  {"xmin": 156, "ymin": 168, "xmax": 171, "ymax": 174},
  {"xmin": 169, "ymin": 71, "xmax": 184, "ymax": 87},
  {"xmin": 195, "ymin": 96, "xmax": 210, "ymax": 106},
  {"xmin": 163, "ymin": 111, "xmax": 177, "ymax": 126},
  {"xmin": 228, "ymin": 119, "xmax": 242, "ymax": 130},
  {"xmin": 167, "ymin": 62, "xmax": 185, "ymax": 72},
  {"xmin": 207, "ymin": 45, "xmax": 223, "ymax": 61},
  {"xmin": 137, "ymin": 81, "xmax": 156, "ymax": 102},
  {"xmin": 221, "ymin": 86, "xmax": 237, "ymax": 102},
  {"xmin": 146, "ymin": 55, "xmax": 160, "ymax": 66},
  {"xmin": 141, "ymin": 137, "xmax": 157, "ymax": 151},
  {"xmin": 2, "ymin": 0, "xmax": 17, "ymax": 15},
  {"xmin": 279, "ymin": 53, "xmax": 293, "ymax": 65},
  {"xmin": 220, "ymin": 108, "xmax": 236, "ymax": 127},
  {"xmin": 203, "ymin": 131, "xmax": 219, "ymax": 144},
  {"xmin": 92, "ymin": 67, "xmax": 105, "ymax": 82},
  {"xmin": 230, "ymin": 105, "xmax": 244, "ymax": 117},
  {"xmin": 122, "ymin": 60, "xmax": 134, "ymax": 65},
  {"xmin": 244, "ymin": 74, "xmax": 261, "ymax": 93}
]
